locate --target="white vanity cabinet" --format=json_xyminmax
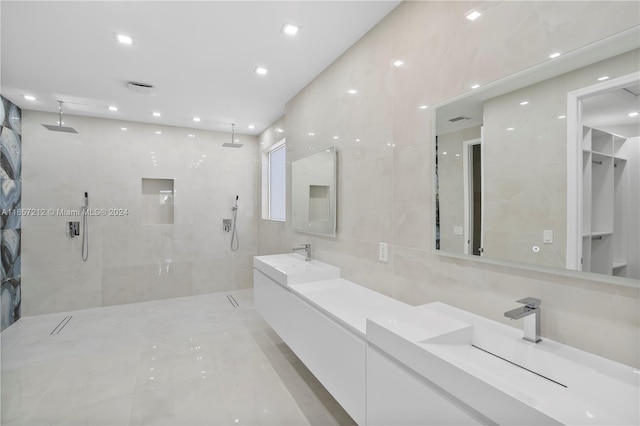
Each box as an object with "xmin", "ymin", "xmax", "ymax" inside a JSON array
[
  {"xmin": 287, "ymin": 293, "xmax": 366, "ymax": 425},
  {"xmin": 366, "ymin": 344, "xmax": 483, "ymax": 426},
  {"xmin": 253, "ymin": 269, "xmax": 291, "ymax": 342}
]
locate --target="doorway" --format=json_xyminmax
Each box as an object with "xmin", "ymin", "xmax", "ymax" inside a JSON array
[{"xmin": 463, "ymin": 138, "xmax": 483, "ymax": 256}]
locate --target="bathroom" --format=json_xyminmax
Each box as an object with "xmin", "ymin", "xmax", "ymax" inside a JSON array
[{"xmin": 1, "ymin": 1, "xmax": 639, "ymax": 425}]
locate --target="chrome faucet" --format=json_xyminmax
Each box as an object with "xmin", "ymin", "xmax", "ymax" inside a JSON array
[
  {"xmin": 504, "ymin": 297, "xmax": 541, "ymax": 343},
  {"xmin": 292, "ymin": 243, "xmax": 311, "ymax": 261}
]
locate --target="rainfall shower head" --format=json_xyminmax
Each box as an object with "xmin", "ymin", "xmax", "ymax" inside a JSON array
[
  {"xmin": 42, "ymin": 101, "xmax": 78, "ymax": 133},
  {"xmin": 42, "ymin": 124, "xmax": 78, "ymax": 133},
  {"xmin": 222, "ymin": 123, "xmax": 243, "ymax": 148}
]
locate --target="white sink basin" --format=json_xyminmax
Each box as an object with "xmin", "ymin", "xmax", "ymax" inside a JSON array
[
  {"xmin": 253, "ymin": 253, "xmax": 340, "ymax": 286},
  {"xmin": 367, "ymin": 302, "xmax": 640, "ymax": 425}
]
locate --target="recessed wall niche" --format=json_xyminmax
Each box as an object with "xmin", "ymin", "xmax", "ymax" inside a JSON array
[{"xmin": 141, "ymin": 178, "xmax": 174, "ymax": 225}]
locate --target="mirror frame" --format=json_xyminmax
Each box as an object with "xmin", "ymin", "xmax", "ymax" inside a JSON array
[{"xmin": 431, "ymin": 27, "xmax": 640, "ymax": 288}]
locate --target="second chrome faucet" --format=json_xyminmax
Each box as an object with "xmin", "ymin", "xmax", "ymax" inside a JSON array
[
  {"xmin": 293, "ymin": 243, "xmax": 311, "ymax": 261},
  {"xmin": 504, "ymin": 297, "xmax": 541, "ymax": 343}
]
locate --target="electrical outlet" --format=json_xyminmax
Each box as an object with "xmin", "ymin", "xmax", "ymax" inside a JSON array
[{"xmin": 379, "ymin": 242, "xmax": 388, "ymax": 262}]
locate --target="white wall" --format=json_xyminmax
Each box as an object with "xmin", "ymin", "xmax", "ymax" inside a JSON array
[
  {"xmin": 22, "ymin": 111, "xmax": 258, "ymax": 315},
  {"xmin": 257, "ymin": 1, "xmax": 640, "ymax": 367}
]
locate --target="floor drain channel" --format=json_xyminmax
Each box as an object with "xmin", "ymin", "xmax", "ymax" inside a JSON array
[
  {"xmin": 226, "ymin": 295, "xmax": 239, "ymax": 308},
  {"xmin": 50, "ymin": 316, "xmax": 72, "ymax": 335}
]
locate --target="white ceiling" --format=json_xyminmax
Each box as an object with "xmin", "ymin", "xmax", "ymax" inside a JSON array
[{"xmin": 1, "ymin": 1, "xmax": 400, "ymax": 135}]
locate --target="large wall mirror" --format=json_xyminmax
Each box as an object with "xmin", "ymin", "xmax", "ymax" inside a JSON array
[
  {"xmin": 434, "ymin": 28, "xmax": 639, "ymax": 283},
  {"xmin": 292, "ymin": 146, "xmax": 337, "ymax": 237}
]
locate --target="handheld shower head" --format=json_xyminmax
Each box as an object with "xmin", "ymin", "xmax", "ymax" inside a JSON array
[{"xmin": 84, "ymin": 192, "xmax": 89, "ymax": 208}]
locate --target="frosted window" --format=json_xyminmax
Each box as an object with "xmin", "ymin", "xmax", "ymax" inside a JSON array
[{"xmin": 268, "ymin": 144, "xmax": 286, "ymax": 221}]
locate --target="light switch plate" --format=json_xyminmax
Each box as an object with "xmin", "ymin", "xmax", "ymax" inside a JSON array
[
  {"xmin": 379, "ymin": 242, "xmax": 388, "ymax": 262},
  {"xmin": 543, "ymin": 230, "xmax": 553, "ymax": 244}
]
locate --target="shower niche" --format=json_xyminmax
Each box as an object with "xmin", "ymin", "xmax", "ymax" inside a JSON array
[
  {"xmin": 292, "ymin": 147, "xmax": 337, "ymax": 237},
  {"xmin": 142, "ymin": 178, "xmax": 174, "ymax": 225}
]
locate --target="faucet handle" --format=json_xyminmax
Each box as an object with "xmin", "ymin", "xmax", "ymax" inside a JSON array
[{"xmin": 516, "ymin": 297, "xmax": 541, "ymax": 308}]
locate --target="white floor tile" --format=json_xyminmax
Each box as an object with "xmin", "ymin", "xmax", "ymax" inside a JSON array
[{"xmin": 1, "ymin": 289, "xmax": 354, "ymax": 425}]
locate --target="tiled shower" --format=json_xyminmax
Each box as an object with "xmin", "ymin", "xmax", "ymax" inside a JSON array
[{"xmin": 18, "ymin": 111, "xmax": 259, "ymax": 316}]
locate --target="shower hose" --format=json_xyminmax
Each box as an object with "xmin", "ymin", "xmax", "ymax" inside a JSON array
[{"xmin": 231, "ymin": 206, "xmax": 239, "ymax": 251}]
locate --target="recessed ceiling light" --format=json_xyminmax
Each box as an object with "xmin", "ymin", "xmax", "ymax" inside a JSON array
[
  {"xmin": 308, "ymin": 132, "xmax": 315, "ymax": 136},
  {"xmin": 281, "ymin": 23, "xmax": 300, "ymax": 36},
  {"xmin": 188, "ymin": 134, "xmax": 195, "ymax": 138},
  {"xmin": 23, "ymin": 95, "xmax": 36, "ymax": 101},
  {"xmin": 629, "ymin": 112, "xmax": 639, "ymax": 117},
  {"xmin": 355, "ymin": 139, "xmax": 361, "ymax": 142},
  {"xmin": 419, "ymin": 105, "xmax": 428, "ymax": 110},
  {"xmin": 155, "ymin": 131, "xmax": 162, "ymax": 134},
  {"xmin": 248, "ymin": 124, "xmax": 255, "ymax": 129},
  {"xmin": 254, "ymin": 66, "xmax": 268, "ymax": 75},
  {"xmin": 466, "ymin": 10, "xmax": 482, "ymax": 21},
  {"xmin": 108, "ymin": 106, "xmax": 118, "ymax": 112},
  {"xmin": 116, "ymin": 34, "xmax": 133, "ymax": 45},
  {"xmin": 598, "ymin": 76, "xmax": 610, "ymax": 81},
  {"xmin": 347, "ymin": 89, "xmax": 358, "ymax": 94},
  {"xmin": 471, "ymin": 84, "xmax": 480, "ymax": 89},
  {"xmin": 558, "ymin": 115, "xmax": 566, "ymax": 119},
  {"xmin": 152, "ymin": 112, "xmax": 161, "ymax": 117},
  {"xmin": 275, "ymin": 128, "xmax": 284, "ymax": 133},
  {"xmin": 506, "ymin": 127, "xmax": 515, "ymax": 131},
  {"xmin": 442, "ymin": 151, "xmax": 448, "ymax": 155},
  {"xmin": 392, "ymin": 60, "xmax": 404, "ymax": 67},
  {"xmin": 333, "ymin": 136, "xmax": 339, "ymax": 140},
  {"xmin": 549, "ymin": 52, "xmax": 561, "ymax": 59},
  {"xmin": 520, "ymin": 101, "xmax": 529, "ymax": 106},
  {"xmin": 121, "ymin": 127, "xmax": 128, "ymax": 131},
  {"xmin": 192, "ymin": 117, "xmax": 201, "ymax": 122}
]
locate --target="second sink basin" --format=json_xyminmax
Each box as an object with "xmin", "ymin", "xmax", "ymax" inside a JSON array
[{"xmin": 253, "ymin": 253, "xmax": 340, "ymax": 286}]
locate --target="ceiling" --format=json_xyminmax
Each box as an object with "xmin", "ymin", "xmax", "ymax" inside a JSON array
[
  {"xmin": 1, "ymin": 1, "xmax": 400, "ymax": 135},
  {"xmin": 435, "ymin": 29, "xmax": 640, "ymax": 137}
]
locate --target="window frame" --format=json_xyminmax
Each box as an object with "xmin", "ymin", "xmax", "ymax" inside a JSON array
[{"xmin": 262, "ymin": 138, "xmax": 286, "ymax": 222}]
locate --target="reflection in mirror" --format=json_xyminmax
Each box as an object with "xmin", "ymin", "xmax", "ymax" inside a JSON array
[
  {"xmin": 292, "ymin": 146, "xmax": 337, "ymax": 236},
  {"xmin": 434, "ymin": 29, "xmax": 639, "ymax": 281}
]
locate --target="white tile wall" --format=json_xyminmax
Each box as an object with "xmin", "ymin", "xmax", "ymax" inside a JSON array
[
  {"xmin": 257, "ymin": 1, "xmax": 640, "ymax": 367},
  {"xmin": 22, "ymin": 111, "xmax": 259, "ymax": 315}
]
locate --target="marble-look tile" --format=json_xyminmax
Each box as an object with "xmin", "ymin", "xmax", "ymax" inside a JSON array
[
  {"xmin": 338, "ymin": 156, "xmax": 393, "ymax": 243},
  {"xmin": 1, "ymin": 290, "xmax": 351, "ymax": 425},
  {"xmin": 21, "ymin": 110, "xmax": 260, "ymax": 314},
  {"xmin": 21, "ymin": 259, "xmax": 102, "ymax": 316},
  {"xmin": 392, "ymin": 146, "xmax": 431, "ymax": 251},
  {"xmin": 257, "ymin": 1, "xmax": 640, "ymax": 368},
  {"xmin": 101, "ymin": 262, "xmax": 194, "ymax": 306}
]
